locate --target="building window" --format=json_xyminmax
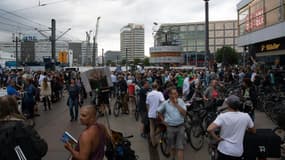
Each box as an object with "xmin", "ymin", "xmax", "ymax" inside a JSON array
[
  {"xmin": 225, "ymin": 22, "xmax": 234, "ymax": 29},
  {"xmin": 215, "ymin": 38, "xmax": 224, "ymax": 45},
  {"xmin": 266, "ymin": 8, "xmax": 281, "ymax": 26},
  {"xmin": 215, "ymin": 23, "xmax": 224, "ymax": 30},
  {"xmin": 265, "ymin": 0, "xmax": 280, "ymax": 12},
  {"xmin": 188, "ymin": 25, "xmax": 195, "ymax": 31},
  {"xmin": 180, "ymin": 26, "xmax": 188, "ymax": 32},
  {"xmin": 209, "ymin": 23, "xmax": 215, "ymax": 30},
  {"xmin": 197, "ymin": 24, "xmax": 205, "ymax": 31},
  {"xmin": 209, "ymin": 38, "xmax": 215, "ymax": 45},
  {"xmin": 225, "ymin": 38, "xmax": 233, "ymax": 45},
  {"xmin": 209, "ymin": 31, "xmax": 215, "ymax": 38},
  {"xmin": 215, "ymin": 30, "xmax": 224, "ymax": 37},
  {"xmin": 225, "ymin": 30, "xmax": 234, "ymax": 37}
]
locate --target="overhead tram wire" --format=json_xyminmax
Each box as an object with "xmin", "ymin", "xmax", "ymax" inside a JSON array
[
  {"xmin": 0, "ymin": 16, "xmax": 34, "ymax": 30},
  {"xmin": 0, "ymin": 8, "xmax": 50, "ymax": 30}
]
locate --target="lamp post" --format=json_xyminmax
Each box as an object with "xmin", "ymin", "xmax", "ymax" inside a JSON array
[{"xmin": 204, "ymin": 0, "xmax": 210, "ymax": 68}]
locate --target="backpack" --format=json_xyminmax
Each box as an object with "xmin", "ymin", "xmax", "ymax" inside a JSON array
[{"xmin": 0, "ymin": 121, "xmax": 48, "ymax": 160}]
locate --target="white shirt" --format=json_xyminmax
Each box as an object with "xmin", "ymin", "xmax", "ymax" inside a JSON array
[
  {"xmin": 251, "ymin": 72, "xmax": 256, "ymax": 82},
  {"xmin": 182, "ymin": 77, "xmax": 190, "ymax": 96},
  {"xmin": 146, "ymin": 90, "xmax": 165, "ymax": 118},
  {"xmin": 214, "ymin": 112, "xmax": 254, "ymax": 157},
  {"xmin": 38, "ymin": 74, "xmax": 46, "ymax": 86},
  {"xmin": 111, "ymin": 74, "xmax": 117, "ymax": 83}
]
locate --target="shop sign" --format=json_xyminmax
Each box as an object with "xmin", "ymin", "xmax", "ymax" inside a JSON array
[{"xmin": 261, "ymin": 43, "xmax": 280, "ymax": 52}]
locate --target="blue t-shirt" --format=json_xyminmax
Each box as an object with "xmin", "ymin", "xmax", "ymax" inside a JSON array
[
  {"xmin": 157, "ymin": 98, "xmax": 186, "ymax": 126},
  {"xmin": 7, "ymin": 85, "xmax": 18, "ymax": 96}
]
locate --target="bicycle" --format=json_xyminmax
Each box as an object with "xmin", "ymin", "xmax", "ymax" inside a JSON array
[
  {"xmin": 113, "ymin": 91, "xmax": 129, "ymax": 117},
  {"xmin": 157, "ymin": 123, "xmax": 171, "ymax": 158}
]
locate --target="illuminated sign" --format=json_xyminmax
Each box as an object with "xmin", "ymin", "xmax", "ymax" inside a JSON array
[
  {"xmin": 256, "ymin": 37, "xmax": 285, "ymax": 53},
  {"xmin": 261, "ymin": 43, "xmax": 280, "ymax": 52}
]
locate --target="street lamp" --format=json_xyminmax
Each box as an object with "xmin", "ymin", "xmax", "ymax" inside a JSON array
[{"xmin": 204, "ymin": 0, "xmax": 210, "ymax": 68}]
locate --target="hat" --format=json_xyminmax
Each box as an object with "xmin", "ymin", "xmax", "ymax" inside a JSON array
[{"xmin": 224, "ymin": 95, "xmax": 241, "ymax": 110}]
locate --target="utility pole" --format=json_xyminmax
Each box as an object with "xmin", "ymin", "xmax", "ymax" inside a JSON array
[
  {"xmin": 204, "ymin": 0, "xmax": 210, "ymax": 68},
  {"xmin": 12, "ymin": 33, "xmax": 21, "ymax": 70},
  {"xmin": 51, "ymin": 19, "xmax": 56, "ymax": 65}
]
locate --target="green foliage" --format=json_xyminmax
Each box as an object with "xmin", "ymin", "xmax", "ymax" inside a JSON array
[
  {"xmin": 215, "ymin": 46, "xmax": 239, "ymax": 66},
  {"xmin": 133, "ymin": 58, "xmax": 141, "ymax": 65},
  {"xmin": 143, "ymin": 57, "xmax": 150, "ymax": 66},
  {"xmin": 121, "ymin": 59, "xmax": 127, "ymax": 65}
]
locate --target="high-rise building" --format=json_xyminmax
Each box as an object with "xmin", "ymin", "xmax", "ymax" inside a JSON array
[
  {"xmin": 152, "ymin": 20, "xmax": 242, "ymax": 66},
  {"xmin": 104, "ymin": 50, "xmax": 121, "ymax": 64},
  {"xmin": 120, "ymin": 23, "xmax": 144, "ymax": 62}
]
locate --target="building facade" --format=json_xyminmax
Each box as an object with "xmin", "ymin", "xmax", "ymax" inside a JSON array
[
  {"xmin": 68, "ymin": 42, "xmax": 82, "ymax": 66},
  {"xmin": 237, "ymin": 0, "xmax": 285, "ymax": 66},
  {"xmin": 152, "ymin": 20, "xmax": 242, "ymax": 66},
  {"xmin": 120, "ymin": 23, "xmax": 145, "ymax": 62},
  {"xmin": 0, "ymin": 42, "xmax": 21, "ymax": 61},
  {"xmin": 104, "ymin": 50, "xmax": 121, "ymax": 64}
]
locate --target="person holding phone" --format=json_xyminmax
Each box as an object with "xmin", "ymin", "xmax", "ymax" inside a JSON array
[
  {"xmin": 157, "ymin": 87, "xmax": 187, "ymax": 160},
  {"xmin": 64, "ymin": 105, "xmax": 111, "ymax": 160}
]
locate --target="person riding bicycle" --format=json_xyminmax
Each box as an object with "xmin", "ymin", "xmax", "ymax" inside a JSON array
[{"xmin": 207, "ymin": 95, "xmax": 256, "ymax": 160}]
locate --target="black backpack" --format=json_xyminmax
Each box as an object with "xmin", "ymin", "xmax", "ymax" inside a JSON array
[{"xmin": 0, "ymin": 121, "xmax": 48, "ymax": 160}]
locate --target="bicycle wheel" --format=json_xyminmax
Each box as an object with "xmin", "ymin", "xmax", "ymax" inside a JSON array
[
  {"xmin": 113, "ymin": 101, "xmax": 121, "ymax": 117},
  {"xmin": 160, "ymin": 131, "xmax": 171, "ymax": 157},
  {"xmin": 189, "ymin": 124, "xmax": 205, "ymax": 150}
]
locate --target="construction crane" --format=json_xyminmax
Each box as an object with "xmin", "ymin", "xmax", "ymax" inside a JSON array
[{"xmin": 92, "ymin": 16, "xmax": 100, "ymax": 66}]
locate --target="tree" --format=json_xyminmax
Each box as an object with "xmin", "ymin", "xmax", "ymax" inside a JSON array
[
  {"xmin": 106, "ymin": 60, "xmax": 113, "ymax": 66},
  {"xmin": 215, "ymin": 46, "xmax": 239, "ymax": 66},
  {"xmin": 133, "ymin": 58, "xmax": 141, "ymax": 65},
  {"xmin": 121, "ymin": 59, "xmax": 127, "ymax": 65},
  {"xmin": 143, "ymin": 57, "xmax": 150, "ymax": 66}
]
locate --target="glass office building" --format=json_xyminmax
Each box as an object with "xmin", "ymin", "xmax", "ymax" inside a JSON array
[{"xmin": 152, "ymin": 20, "xmax": 242, "ymax": 66}]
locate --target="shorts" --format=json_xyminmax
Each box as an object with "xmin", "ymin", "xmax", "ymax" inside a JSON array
[{"xmin": 167, "ymin": 124, "xmax": 186, "ymax": 150}]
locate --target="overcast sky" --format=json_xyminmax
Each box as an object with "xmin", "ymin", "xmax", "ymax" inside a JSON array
[{"xmin": 0, "ymin": 0, "xmax": 241, "ymax": 56}]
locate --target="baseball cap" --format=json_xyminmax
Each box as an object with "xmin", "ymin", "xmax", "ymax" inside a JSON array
[{"xmin": 224, "ymin": 95, "xmax": 241, "ymax": 110}]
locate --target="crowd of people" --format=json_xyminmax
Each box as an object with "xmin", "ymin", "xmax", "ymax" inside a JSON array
[{"xmin": 0, "ymin": 62, "xmax": 284, "ymax": 159}]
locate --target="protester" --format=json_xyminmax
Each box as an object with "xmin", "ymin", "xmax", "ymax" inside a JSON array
[
  {"xmin": 64, "ymin": 105, "xmax": 110, "ymax": 160},
  {"xmin": 67, "ymin": 78, "xmax": 80, "ymax": 121}
]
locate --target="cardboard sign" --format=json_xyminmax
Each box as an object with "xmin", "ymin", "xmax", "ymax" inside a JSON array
[{"xmin": 81, "ymin": 67, "xmax": 113, "ymax": 93}]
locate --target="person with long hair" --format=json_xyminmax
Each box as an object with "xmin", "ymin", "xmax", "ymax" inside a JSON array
[
  {"xmin": 0, "ymin": 96, "xmax": 48, "ymax": 159},
  {"xmin": 40, "ymin": 78, "xmax": 51, "ymax": 111}
]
